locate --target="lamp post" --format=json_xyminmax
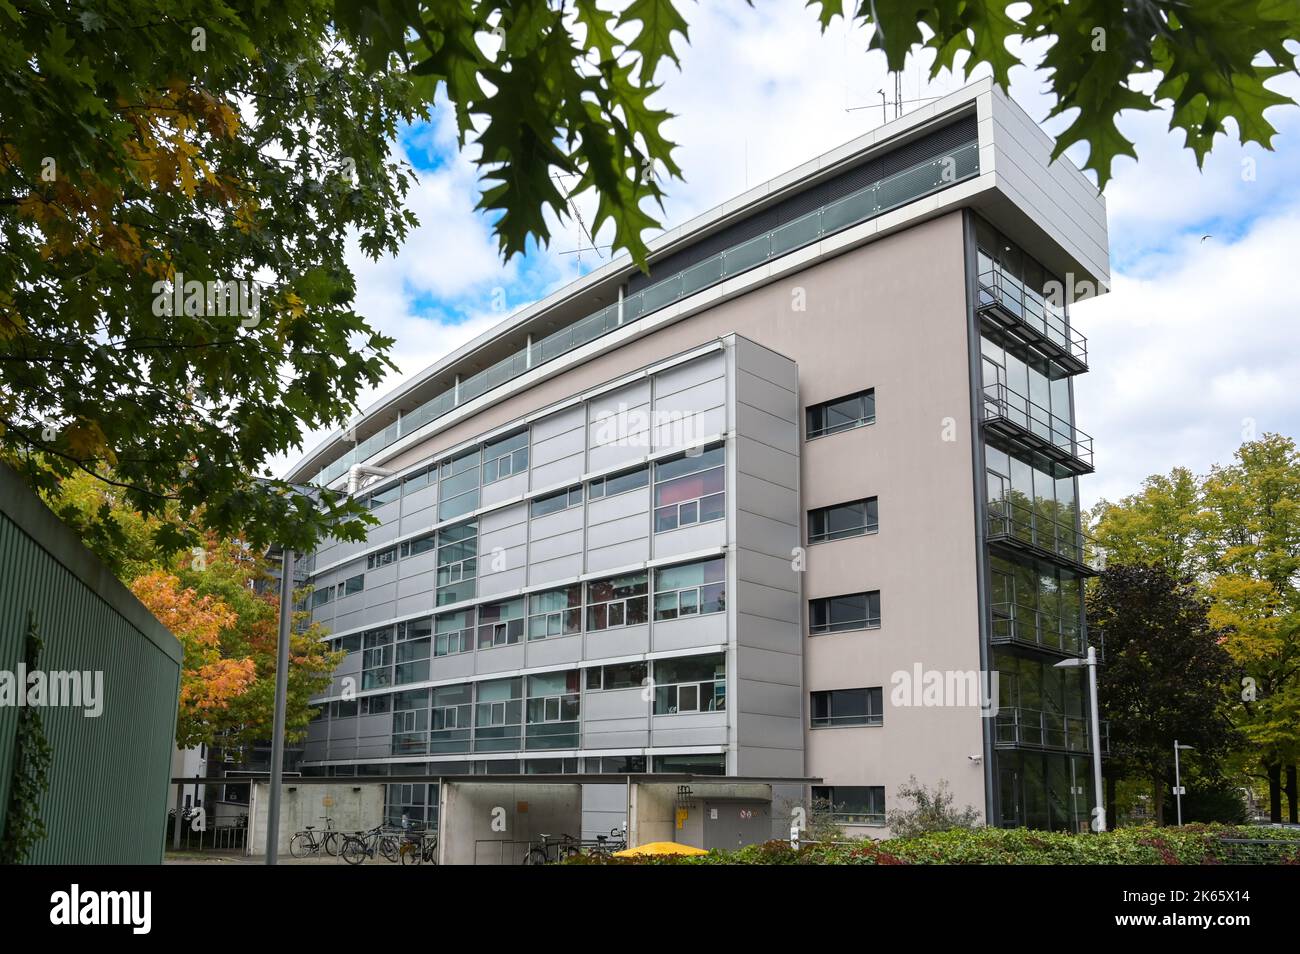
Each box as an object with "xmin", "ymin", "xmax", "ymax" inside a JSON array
[
  {"xmin": 1054, "ymin": 645, "xmax": 1104, "ymax": 832},
  {"xmin": 1174, "ymin": 741, "xmax": 1194, "ymax": 826},
  {"xmin": 260, "ymin": 479, "xmax": 323, "ymax": 865}
]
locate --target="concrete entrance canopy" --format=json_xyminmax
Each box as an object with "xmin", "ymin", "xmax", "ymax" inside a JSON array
[{"xmin": 436, "ymin": 774, "xmax": 821, "ymax": 865}]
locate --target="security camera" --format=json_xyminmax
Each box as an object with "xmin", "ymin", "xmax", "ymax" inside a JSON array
[{"xmin": 968, "ymin": 755, "xmax": 983, "ymax": 764}]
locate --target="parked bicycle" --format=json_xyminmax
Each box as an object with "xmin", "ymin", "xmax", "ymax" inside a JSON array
[
  {"xmin": 588, "ymin": 827, "xmax": 628, "ymax": 858},
  {"xmin": 289, "ymin": 817, "xmax": 341, "ymax": 858},
  {"xmin": 341, "ymin": 825, "xmax": 401, "ymax": 865},
  {"xmin": 399, "ymin": 830, "xmax": 439, "ymax": 865},
  {"xmin": 523, "ymin": 832, "xmax": 581, "ymax": 865}
]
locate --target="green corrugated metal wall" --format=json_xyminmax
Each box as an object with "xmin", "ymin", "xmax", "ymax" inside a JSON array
[{"xmin": 0, "ymin": 464, "xmax": 181, "ymax": 863}]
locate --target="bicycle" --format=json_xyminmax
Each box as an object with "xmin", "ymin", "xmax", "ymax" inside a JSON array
[
  {"xmin": 289, "ymin": 817, "xmax": 341, "ymax": 858},
  {"xmin": 341, "ymin": 826, "xmax": 401, "ymax": 865},
  {"xmin": 587, "ymin": 827, "xmax": 628, "ymax": 859},
  {"xmin": 399, "ymin": 830, "xmax": 439, "ymax": 865},
  {"xmin": 522, "ymin": 832, "xmax": 581, "ymax": 865}
]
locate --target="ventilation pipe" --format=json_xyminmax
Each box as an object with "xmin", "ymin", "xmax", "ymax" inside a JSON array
[{"xmin": 347, "ymin": 463, "xmax": 395, "ymax": 495}]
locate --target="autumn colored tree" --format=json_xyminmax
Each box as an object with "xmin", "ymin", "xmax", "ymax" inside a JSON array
[
  {"xmin": 53, "ymin": 471, "xmax": 339, "ymax": 748},
  {"xmin": 131, "ymin": 569, "xmax": 252, "ymax": 747}
]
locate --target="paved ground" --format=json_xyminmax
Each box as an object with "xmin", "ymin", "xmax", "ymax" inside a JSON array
[{"xmin": 164, "ymin": 850, "xmax": 402, "ymax": 866}]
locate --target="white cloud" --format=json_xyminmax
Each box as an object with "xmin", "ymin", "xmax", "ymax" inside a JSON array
[{"xmin": 274, "ymin": 4, "xmax": 1300, "ymax": 509}]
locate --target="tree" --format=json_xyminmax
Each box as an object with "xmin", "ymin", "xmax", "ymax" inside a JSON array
[
  {"xmin": 5, "ymin": 2, "xmax": 1296, "ymax": 566},
  {"xmin": 1200, "ymin": 434, "xmax": 1300, "ymax": 823},
  {"xmin": 1090, "ymin": 467, "xmax": 1204, "ymax": 578},
  {"xmin": 885, "ymin": 777, "xmax": 982, "ymax": 836},
  {"xmin": 1089, "ymin": 563, "xmax": 1237, "ymax": 825},
  {"xmin": 54, "ymin": 470, "xmax": 339, "ymax": 748}
]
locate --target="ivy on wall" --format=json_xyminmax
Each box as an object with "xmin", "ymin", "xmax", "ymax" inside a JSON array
[{"xmin": 1, "ymin": 611, "xmax": 52, "ymax": 864}]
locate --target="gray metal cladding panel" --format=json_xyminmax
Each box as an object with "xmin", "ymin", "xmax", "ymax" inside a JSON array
[
  {"xmin": 529, "ymin": 527, "xmax": 582, "ymax": 564},
  {"xmin": 650, "ymin": 519, "xmax": 726, "ymax": 560},
  {"xmin": 400, "ymin": 505, "xmax": 437, "ymax": 536},
  {"xmin": 650, "ymin": 721, "xmax": 728, "ymax": 748},
  {"xmin": 654, "ymin": 379, "xmax": 725, "ymax": 420},
  {"xmin": 529, "ymin": 553, "xmax": 584, "ymax": 587},
  {"xmin": 429, "ymin": 652, "xmax": 475, "ymax": 682},
  {"xmin": 531, "ymin": 420, "xmax": 586, "ymax": 468},
  {"xmin": 589, "ymin": 486, "xmax": 650, "ymax": 524},
  {"xmin": 736, "ymin": 548, "xmax": 800, "ymax": 594},
  {"xmin": 401, "ymin": 483, "xmax": 438, "ymax": 515},
  {"xmin": 481, "ymin": 471, "xmax": 527, "ymax": 508},
  {"xmin": 734, "ymin": 580, "xmax": 800, "ymax": 624},
  {"xmin": 371, "ymin": 499, "xmax": 401, "ymax": 527},
  {"xmin": 583, "ymin": 725, "xmax": 650, "ymax": 748},
  {"xmin": 0, "ymin": 488, "xmax": 180, "ymax": 864},
  {"xmin": 475, "ymin": 643, "xmax": 525, "ymax": 674},
  {"xmin": 735, "ymin": 612, "xmax": 801, "ymax": 655},
  {"xmin": 530, "ymin": 454, "xmax": 585, "ymax": 490},
  {"xmin": 365, "ymin": 580, "xmax": 397, "ymax": 606},
  {"xmin": 654, "ymin": 352, "xmax": 724, "ymax": 398},
  {"xmin": 583, "ymin": 625, "xmax": 649, "ymax": 659},
  {"xmin": 587, "ymin": 539, "xmax": 650, "ymax": 574},
  {"xmin": 650, "ymin": 614, "xmax": 727, "ymax": 653},
  {"xmin": 482, "ymin": 501, "xmax": 527, "ymax": 535},
  {"xmin": 735, "ymin": 510, "xmax": 798, "ymax": 560},
  {"xmin": 735, "ymin": 645, "xmax": 801, "ymax": 686},
  {"xmin": 399, "ymin": 550, "xmax": 438, "ymax": 579},
  {"xmin": 734, "ymin": 678, "xmax": 802, "ymax": 717},
  {"xmin": 736, "ymin": 712, "xmax": 803, "ymax": 750},
  {"xmin": 735, "ymin": 402, "xmax": 799, "ymax": 455},
  {"xmin": 582, "ymin": 687, "xmax": 648, "ymax": 721},
  {"xmin": 481, "ymin": 519, "xmax": 527, "ymax": 553},
  {"xmin": 587, "ymin": 512, "xmax": 648, "ymax": 551},
  {"xmin": 736, "ymin": 369, "xmax": 798, "ymax": 421},
  {"xmin": 588, "ymin": 379, "xmax": 651, "ymax": 423},
  {"xmin": 477, "ymin": 563, "xmax": 527, "ymax": 597},
  {"xmin": 736, "ymin": 436, "xmax": 798, "ymax": 490},
  {"xmin": 525, "ymin": 633, "xmax": 583, "ymax": 669},
  {"xmin": 531, "ymin": 404, "xmax": 586, "ymax": 443},
  {"xmin": 735, "ymin": 473, "xmax": 798, "ymax": 524}
]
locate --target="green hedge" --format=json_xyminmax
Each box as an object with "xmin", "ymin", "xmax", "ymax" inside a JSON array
[{"xmin": 564, "ymin": 825, "xmax": 1300, "ymax": 865}]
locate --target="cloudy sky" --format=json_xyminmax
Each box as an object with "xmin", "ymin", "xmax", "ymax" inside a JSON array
[{"xmin": 287, "ymin": 2, "xmax": 1300, "ymax": 509}]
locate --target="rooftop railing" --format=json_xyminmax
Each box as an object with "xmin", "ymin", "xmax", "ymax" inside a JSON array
[
  {"xmin": 310, "ymin": 139, "xmax": 981, "ymax": 485},
  {"xmin": 994, "ymin": 706, "xmax": 1108, "ymax": 753},
  {"xmin": 987, "ymin": 495, "xmax": 1091, "ymax": 570}
]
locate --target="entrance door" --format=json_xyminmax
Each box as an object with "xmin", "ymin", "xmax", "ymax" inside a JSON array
[{"xmin": 702, "ymin": 802, "xmax": 770, "ymax": 850}]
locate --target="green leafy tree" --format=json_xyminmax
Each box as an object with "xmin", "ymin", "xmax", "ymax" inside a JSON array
[
  {"xmin": 1090, "ymin": 467, "xmax": 1204, "ymax": 577},
  {"xmin": 1199, "ymin": 434, "xmax": 1300, "ymax": 823},
  {"xmin": 1089, "ymin": 563, "xmax": 1238, "ymax": 825},
  {"xmin": 5, "ymin": 1, "xmax": 1295, "ymax": 567}
]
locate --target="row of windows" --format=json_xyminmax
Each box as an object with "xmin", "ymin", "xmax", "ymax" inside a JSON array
[
  {"xmin": 321, "ymin": 445, "xmax": 727, "ymax": 603},
  {"xmin": 317, "ymin": 655, "xmax": 727, "ymax": 756},
  {"xmin": 325, "ymin": 557, "xmax": 727, "ymax": 688},
  {"xmin": 352, "ymin": 406, "xmax": 725, "ymax": 531},
  {"xmin": 311, "ymin": 572, "xmax": 365, "ymax": 608},
  {"xmin": 311, "ymin": 753, "xmax": 728, "ymax": 780}
]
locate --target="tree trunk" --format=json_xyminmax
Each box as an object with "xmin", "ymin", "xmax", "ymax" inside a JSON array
[
  {"xmin": 1287, "ymin": 765, "xmax": 1298, "ymax": 825},
  {"xmin": 1267, "ymin": 762, "xmax": 1282, "ymax": 823},
  {"xmin": 1153, "ymin": 774, "xmax": 1165, "ymax": 826}
]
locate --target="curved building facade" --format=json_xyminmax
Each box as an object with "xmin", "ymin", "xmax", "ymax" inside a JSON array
[{"xmin": 289, "ymin": 78, "xmax": 1109, "ymax": 837}]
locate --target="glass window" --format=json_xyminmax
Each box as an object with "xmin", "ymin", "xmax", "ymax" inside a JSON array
[
  {"xmin": 585, "ymin": 661, "xmax": 648, "ymax": 691},
  {"xmin": 477, "ymin": 598, "xmax": 525, "ymax": 648},
  {"xmin": 810, "ymin": 687, "xmax": 883, "ymax": 727},
  {"xmin": 436, "ymin": 521, "xmax": 477, "ymax": 606},
  {"xmin": 654, "ymin": 444, "xmax": 725, "ymax": 533},
  {"xmin": 391, "ymin": 688, "xmax": 429, "ymax": 755},
  {"xmin": 400, "ymin": 532, "xmax": 436, "ymax": 558},
  {"xmin": 589, "ymin": 465, "xmax": 649, "ymax": 499},
  {"xmin": 806, "ymin": 389, "xmax": 875, "ymax": 439},
  {"xmin": 527, "ymin": 585, "xmax": 582, "ymax": 640},
  {"xmin": 474, "ymin": 678, "xmax": 523, "ymax": 752},
  {"xmin": 809, "ymin": 592, "xmax": 881, "ymax": 634},
  {"xmin": 339, "ymin": 573, "xmax": 365, "ymax": 597},
  {"xmin": 586, "ymin": 572, "xmax": 648, "ymax": 631},
  {"xmin": 433, "ymin": 608, "xmax": 474, "ymax": 657},
  {"xmin": 652, "ymin": 753, "xmax": 724, "ymax": 775},
  {"xmin": 367, "ymin": 547, "xmax": 397, "ymax": 570},
  {"xmin": 531, "ymin": 484, "xmax": 583, "ymax": 518},
  {"xmin": 653, "ymin": 653, "xmax": 726, "ymax": 715},
  {"xmin": 808, "ymin": 497, "xmax": 878, "ymax": 543},
  {"xmin": 395, "ymin": 617, "xmax": 432, "ymax": 684},
  {"xmin": 311, "ymin": 586, "xmax": 334, "ymax": 608},
  {"xmin": 811, "ymin": 786, "xmax": 885, "ymax": 825},
  {"xmin": 483, "ymin": 430, "xmax": 530, "ymax": 484},
  {"xmin": 401, "ymin": 464, "xmax": 436, "ymax": 494},
  {"xmin": 438, "ymin": 448, "xmax": 480, "ymax": 520},
  {"xmin": 361, "ymin": 626, "xmax": 393, "ymax": 690},
  {"xmin": 367, "ymin": 483, "xmax": 400, "ymax": 510},
  {"xmin": 653, "ymin": 558, "xmax": 725, "ymax": 621},
  {"xmin": 430, "ymin": 683, "xmax": 473, "ymax": 754}
]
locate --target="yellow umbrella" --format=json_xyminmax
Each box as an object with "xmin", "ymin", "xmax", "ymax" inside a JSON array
[{"xmin": 613, "ymin": 841, "xmax": 709, "ymax": 857}]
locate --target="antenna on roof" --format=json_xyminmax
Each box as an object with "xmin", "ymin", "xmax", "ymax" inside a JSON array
[{"xmin": 552, "ymin": 172, "xmax": 607, "ymax": 267}]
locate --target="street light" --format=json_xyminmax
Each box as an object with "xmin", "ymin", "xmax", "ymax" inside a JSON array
[
  {"xmin": 1054, "ymin": 645, "xmax": 1105, "ymax": 832},
  {"xmin": 260, "ymin": 478, "xmax": 324, "ymax": 865},
  {"xmin": 1174, "ymin": 741, "xmax": 1194, "ymax": 826}
]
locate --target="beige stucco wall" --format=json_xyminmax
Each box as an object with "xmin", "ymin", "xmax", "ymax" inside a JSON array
[{"xmin": 378, "ymin": 210, "xmax": 987, "ymax": 827}]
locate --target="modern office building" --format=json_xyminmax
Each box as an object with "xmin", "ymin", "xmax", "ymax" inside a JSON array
[{"xmin": 288, "ymin": 78, "xmax": 1108, "ymax": 837}]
